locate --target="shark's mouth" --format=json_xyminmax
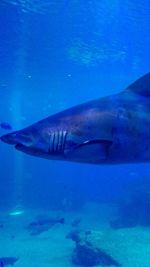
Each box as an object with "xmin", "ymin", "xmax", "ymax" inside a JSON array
[
  {"xmin": 15, "ymin": 143, "xmax": 26, "ymax": 150},
  {"xmin": 14, "ymin": 143, "xmax": 43, "ymax": 156}
]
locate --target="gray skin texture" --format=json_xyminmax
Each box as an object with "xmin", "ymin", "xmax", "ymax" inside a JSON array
[{"xmin": 1, "ymin": 73, "xmax": 150, "ymax": 164}]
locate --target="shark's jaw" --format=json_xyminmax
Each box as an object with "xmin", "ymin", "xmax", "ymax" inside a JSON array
[{"xmin": 15, "ymin": 143, "xmax": 29, "ymax": 152}]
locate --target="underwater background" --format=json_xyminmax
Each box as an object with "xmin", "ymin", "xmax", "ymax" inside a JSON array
[{"xmin": 0, "ymin": 1, "xmax": 150, "ymax": 267}]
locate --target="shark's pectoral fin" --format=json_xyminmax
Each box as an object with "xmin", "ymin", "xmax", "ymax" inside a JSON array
[
  {"xmin": 126, "ymin": 72, "xmax": 150, "ymax": 97},
  {"xmin": 66, "ymin": 139, "xmax": 112, "ymax": 162}
]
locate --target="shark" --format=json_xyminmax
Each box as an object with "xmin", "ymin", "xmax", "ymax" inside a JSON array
[{"xmin": 1, "ymin": 73, "xmax": 150, "ymax": 164}]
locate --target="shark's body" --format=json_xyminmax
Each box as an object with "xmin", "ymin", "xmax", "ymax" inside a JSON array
[{"xmin": 1, "ymin": 73, "xmax": 150, "ymax": 164}]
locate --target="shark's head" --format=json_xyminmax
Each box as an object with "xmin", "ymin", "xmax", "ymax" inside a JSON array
[
  {"xmin": 0, "ymin": 122, "xmax": 71, "ymax": 160},
  {"xmin": 0, "ymin": 113, "xmax": 112, "ymax": 163},
  {"xmin": 0, "ymin": 115, "xmax": 84, "ymax": 159}
]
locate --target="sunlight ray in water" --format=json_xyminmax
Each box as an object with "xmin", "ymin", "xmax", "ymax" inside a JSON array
[
  {"xmin": 8, "ymin": 12, "xmax": 31, "ymax": 215},
  {"xmin": 1, "ymin": 0, "xmax": 60, "ymax": 14}
]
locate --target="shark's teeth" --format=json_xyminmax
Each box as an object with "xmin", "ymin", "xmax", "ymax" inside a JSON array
[{"xmin": 48, "ymin": 130, "xmax": 67, "ymax": 154}]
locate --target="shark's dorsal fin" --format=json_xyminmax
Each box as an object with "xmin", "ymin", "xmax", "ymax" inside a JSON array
[{"xmin": 126, "ymin": 72, "xmax": 150, "ymax": 97}]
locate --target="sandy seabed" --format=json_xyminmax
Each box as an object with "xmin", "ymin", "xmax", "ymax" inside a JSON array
[{"xmin": 0, "ymin": 203, "xmax": 150, "ymax": 267}]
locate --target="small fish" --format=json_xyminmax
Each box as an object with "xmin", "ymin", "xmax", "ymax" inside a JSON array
[
  {"xmin": 0, "ymin": 122, "xmax": 12, "ymax": 130},
  {"xmin": 0, "ymin": 257, "xmax": 18, "ymax": 266},
  {"xmin": 26, "ymin": 216, "xmax": 65, "ymax": 236}
]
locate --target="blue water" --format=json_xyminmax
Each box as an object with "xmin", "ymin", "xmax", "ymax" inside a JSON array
[{"xmin": 0, "ymin": 1, "xmax": 150, "ymax": 266}]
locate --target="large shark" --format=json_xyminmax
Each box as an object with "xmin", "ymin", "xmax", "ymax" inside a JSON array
[{"xmin": 1, "ymin": 73, "xmax": 150, "ymax": 164}]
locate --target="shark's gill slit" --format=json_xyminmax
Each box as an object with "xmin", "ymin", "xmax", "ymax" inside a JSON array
[
  {"xmin": 62, "ymin": 131, "xmax": 68, "ymax": 154},
  {"xmin": 53, "ymin": 132, "xmax": 56, "ymax": 152},
  {"xmin": 52, "ymin": 132, "xmax": 56, "ymax": 153},
  {"xmin": 56, "ymin": 131, "xmax": 59, "ymax": 152},
  {"xmin": 48, "ymin": 130, "xmax": 68, "ymax": 154},
  {"xmin": 58, "ymin": 131, "xmax": 62, "ymax": 151},
  {"xmin": 49, "ymin": 132, "xmax": 54, "ymax": 153},
  {"xmin": 58, "ymin": 130, "xmax": 63, "ymax": 152}
]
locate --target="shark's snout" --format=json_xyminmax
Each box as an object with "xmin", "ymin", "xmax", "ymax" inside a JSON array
[
  {"xmin": 1, "ymin": 132, "xmax": 17, "ymax": 144},
  {"xmin": 1, "ymin": 131, "xmax": 32, "ymax": 147}
]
